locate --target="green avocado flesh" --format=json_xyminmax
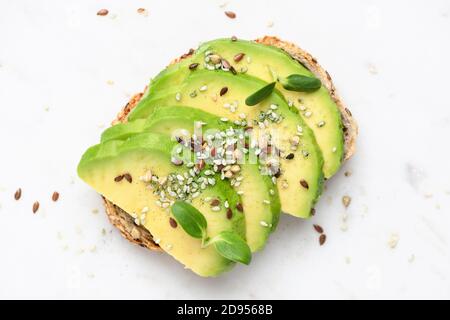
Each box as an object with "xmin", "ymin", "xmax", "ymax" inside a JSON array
[
  {"xmin": 101, "ymin": 106, "xmax": 281, "ymax": 252},
  {"xmin": 131, "ymin": 39, "xmax": 343, "ymax": 178},
  {"xmin": 78, "ymin": 133, "xmax": 245, "ymax": 277},
  {"xmin": 128, "ymin": 70, "xmax": 324, "ymax": 218}
]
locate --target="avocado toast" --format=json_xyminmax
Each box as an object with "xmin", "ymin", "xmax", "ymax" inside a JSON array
[{"xmin": 78, "ymin": 36, "xmax": 357, "ymax": 277}]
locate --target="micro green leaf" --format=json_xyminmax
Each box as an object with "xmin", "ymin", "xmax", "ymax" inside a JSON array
[
  {"xmin": 279, "ymin": 74, "xmax": 321, "ymax": 92},
  {"xmin": 245, "ymin": 82, "xmax": 276, "ymax": 106},
  {"xmin": 171, "ymin": 200, "xmax": 207, "ymax": 239},
  {"xmin": 210, "ymin": 231, "xmax": 252, "ymax": 265}
]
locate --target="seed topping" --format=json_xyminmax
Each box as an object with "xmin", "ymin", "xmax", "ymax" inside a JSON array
[
  {"xmin": 220, "ymin": 87, "xmax": 228, "ymax": 96},
  {"xmin": 226, "ymin": 208, "xmax": 233, "ymax": 219},
  {"xmin": 233, "ymin": 53, "xmax": 245, "ymax": 62},
  {"xmin": 169, "ymin": 218, "xmax": 178, "ymax": 228},
  {"xmin": 189, "ymin": 63, "xmax": 199, "ymax": 70},
  {"xmin": 300, "ymin": 179, "xmax": 309, "ymax": 189},
  {"xmin": 124, "ymin": 173, "xmax": 133, "ymax": 183}
]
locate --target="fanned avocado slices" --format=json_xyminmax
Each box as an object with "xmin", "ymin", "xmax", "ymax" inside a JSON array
[
  {"xmin": 78, "ymin": 133, "xmax": 245, "ymax": 277},
  {"xmin": 77, "ymin": 37, "xmax": 354, "ymax": 277},
  {"xmin": 131, "ymin": 38, "xmax": 343, "ymax": 178},
  {"xmin": 128, "ymin": 70, "xmax": 324, "ymax": 218},
  {"xmin": 101, "ymin": 106, "xmax": 281, "ymax": 252}
]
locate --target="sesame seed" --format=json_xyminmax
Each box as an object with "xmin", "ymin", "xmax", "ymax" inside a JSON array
[
  {"xmin": 304, "ymin": 111, "xmax": 312, "ymax": 118},
  {"xmin": 263, "ymin": 200, "xmax": 271, "ymax": 205},
  {"xmin": 199, "ymin": 85, "xmax": 208, "ymax": 92},
  {"xmin": 317, "ymin": 121, "xmax": 326, "ymax": 127},
  {"xmin": 175, "ymin": 92, "xmax": 181, "ymax": 101},
  {"xmin": 260, "ymin": 221, "xmax": 269, "ymax": 227},
  {"xmin": 332, "ymin": 147, "xmax": 337, "ymax": 153},
  {"xmin": 211, "ymin": 206, "xmax": 221, "ymax": 212}
]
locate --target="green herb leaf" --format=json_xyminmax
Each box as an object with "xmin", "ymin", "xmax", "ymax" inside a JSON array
[
  {"xmin": 210, "ymin": 231, "xmax": 252, "ymax": 265},
  {"xmin": 245, "ymin": 82, "xmax": 276, "ymax": 106},
  {"xmin": 279, "ymin": 74, "xmax": 321, "ymax": 92},
  {"xmin": 171, "ymin": 200, "xmax": 207, "ymax": 239}
]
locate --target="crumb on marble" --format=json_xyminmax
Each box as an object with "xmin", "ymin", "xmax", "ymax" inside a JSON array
[
  {"xmin": 388, "ymin": 233, "xmax": 399, "ymax": 249},
  {"xmin": 137, "ymin": 8, "xmax": 149, "ymax": 16},
  {"xmin": 367, "ymin": 63, "xmax": 378, "ymax": 75},
  {"xmin": 342, "ymin": 195, "xmax": 351, "ymax": 208}
]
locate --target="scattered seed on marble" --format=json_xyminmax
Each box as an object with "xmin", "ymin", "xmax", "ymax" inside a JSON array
[
  {"xmin": 32, "ymin": 201, "xmax": 40, "ymax": 214},
  {"xmin": 52, "ymin": 192, "xmax": 60, "ymax": 202},
  {"xmin": 225, "ymin": 11, "xmax": 236, "ymax": 19},
  {"xmin": 319, "ymin": 234, "xmax": 327, "ymax": 246},
  {"xmin": 14, "ymin": 188, "xmax": 22, "ymax": 200},
  {"xmin": 97, "ymin": 9, "xmax": 109, "ymax": 16},
  {"xmin": 342, "ymin": 195, "xmax": 351, "ymax": 208},
  {"xmin": 313, "ymin": 224, "xmax": 324, "ymax": 234}
]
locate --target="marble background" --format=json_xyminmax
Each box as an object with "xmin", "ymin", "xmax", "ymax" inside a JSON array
[{"xmin": 0, "ymin": 0, "xmax": 449, "ymax": 299}]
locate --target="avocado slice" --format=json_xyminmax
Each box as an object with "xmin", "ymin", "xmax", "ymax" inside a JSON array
[
  {"xmin": 77, "ymin": 132, "xmax": 245, "ymax": 277},
  {"xmin": 132, "ymin": 39, "xmax": 344, "ymax": 178},
  {"xmin": 128, "ymin": 70, "xmax": 324, "ymax": 218},
  {"xmin": 101, "ymin": 106, "xmax": 281, "ymax": 252}
]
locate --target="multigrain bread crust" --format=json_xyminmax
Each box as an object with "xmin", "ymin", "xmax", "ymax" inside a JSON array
[{"xmin": 103, "ymin": 36, "xmax": 358, "ymax": 252}]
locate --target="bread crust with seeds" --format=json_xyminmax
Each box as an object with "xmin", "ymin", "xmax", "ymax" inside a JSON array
[{"xmin": 103, "ymin": 37, "xmax": 358, "ymax": 252}]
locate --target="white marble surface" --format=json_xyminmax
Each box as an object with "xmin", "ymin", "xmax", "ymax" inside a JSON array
[{"xmin": 1, "ymin": 0, "xmax": 449, "ymax": 299}]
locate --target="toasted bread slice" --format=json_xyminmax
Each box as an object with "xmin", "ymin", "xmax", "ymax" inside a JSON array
[{"xmin": 103, "ymin": 37, "xmax": 358, "ymax": 251}]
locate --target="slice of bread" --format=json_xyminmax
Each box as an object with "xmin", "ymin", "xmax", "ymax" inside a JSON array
[{"xmin": 102, "ymin": 37, "xmax": 358, "ymax": 252}]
